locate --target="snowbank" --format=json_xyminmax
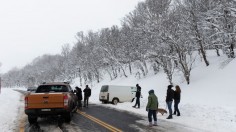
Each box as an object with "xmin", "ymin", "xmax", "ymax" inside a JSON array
[{"xmin": 0, "ymin": 88, "xmax": 22, "ymax": 132}]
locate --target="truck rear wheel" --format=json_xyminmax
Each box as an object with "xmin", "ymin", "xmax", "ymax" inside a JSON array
[
  {"xmin": 28, "ymin": 116, "xmax": 37, "ymax": 124},
  {"xmin": 64, "ymin": 112, "xmax": 71, "ymax": 123}
]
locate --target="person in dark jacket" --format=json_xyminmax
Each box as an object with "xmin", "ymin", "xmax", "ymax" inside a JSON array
[
  {"xmin": 166, "ymin": 85, "xmax": 174, "ymax": 119},
  {"xmin": 173, "ymin": 85, "xmax": 181, "ymax": 116},
  {"xmin": 75, "ymin": 86, "xmax": 83, "ymax": 109},
  {"xmin": 132, "ymin": 84, "xmax": 142, "ymax": 108},
  {"xmin": 83, "ymin": 85, "xmax": 91, "ymax": 107},
  {"xmin": 146, "ymin": 89, "xmax": 158, "ymax": 127}
]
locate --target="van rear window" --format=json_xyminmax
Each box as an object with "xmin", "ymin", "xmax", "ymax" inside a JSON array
[{"xmin": 100, "ymin": 86, "xmax": 108, "ymax": 92}]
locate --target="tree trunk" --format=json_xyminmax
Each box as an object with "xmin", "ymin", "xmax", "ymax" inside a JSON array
[
  {"xmin": 199, "ymin": 46, "xmax": 210, "ymax": 66},
  {"xmin": 129, "ymin": 62, "xmax": 132, "ymax": 75},
  {"xmin": 164, "ymin": 68, "xmax": 173, "ymax": 85},
  {"xmin": 107, "ymin": 70, "xmax": 113, "ymax": 80},
  {"xmin": 229, "ymin": 43, "xmax": 235, "ymax": 58},
  {"xmin": 142, "ymin": 60, "xmax": 148, "ymax": 75},
  {"xmin": 112, "ymin": 66, "xmax": 117, "ymax": 79},
  {"xmin": 185, "ymin": 74, "xmax": 190, "ymax": 85},
  {"xmin": 191, "ymin": 11, "xmax": 209, "ymax": 66},
  {"xmin": 215, "ymin": 46, "xmax": 220, "ymax": 56},
  {"xmin": 120, "ymin": 66, "xmax": 127, "ymax": 77},
  {"xmin": 95, "ymin": 69, "xmax": 100, "ymax": 83}
]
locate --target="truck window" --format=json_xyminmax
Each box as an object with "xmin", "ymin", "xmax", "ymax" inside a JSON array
[
  {"xmin": 68, "ymin": 86, "xmax": 73, "ymax": 92},
  {"xmin": 100, "ymin": 85, "xmax": 108, "ymax": 92},
  {"xmin": 36, "ymin": 85, "xmax": 68, "ymax": 93}
]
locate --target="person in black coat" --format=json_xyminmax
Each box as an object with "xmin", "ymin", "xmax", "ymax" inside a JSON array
[
  {"xmin": 166, "ymin": 85, "xmax": 174, "ymax": 119},
  {"xmin": 83, "ymin": 85, "xmax": 91, "ymax": 107},
  {"xmin": 75, "ymin": 86, "xmax": 83, "ymax": 109},
  {"xmin": 132, "ymin": 84, "xmax": 142, "ymax": 108},
  {"xmin": 173, "ymin": 85, "xmax": 181, "ymax": 116}
]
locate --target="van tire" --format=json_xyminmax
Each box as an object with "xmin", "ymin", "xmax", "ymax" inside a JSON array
[{"xmin": 112, "ymin": 98, "xmax": 119, "ymax": 105}]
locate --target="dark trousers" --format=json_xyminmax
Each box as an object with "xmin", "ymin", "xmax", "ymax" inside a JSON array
[
  {"xmin": 84, "ymin": 96, "xmax": 89, "ymax": 107},
  {"xmin": 134, "ymin": 97, "xmax": 140, "ymax": 108},
  {"xmin": 174, "ymin": 100, "xmax": 180, "ymax": 114},
  {"xmin": 77, "ymin": 100, "xmax": 82, "ymax": 108},
  {"xmin": 148, "ymin": 110, "xmax": 157, "ymax": 122}
]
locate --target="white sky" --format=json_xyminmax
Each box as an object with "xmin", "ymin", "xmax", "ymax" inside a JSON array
[{"xmin": 0, "ymin": 0, "xmax": 143, "ymax": 73}]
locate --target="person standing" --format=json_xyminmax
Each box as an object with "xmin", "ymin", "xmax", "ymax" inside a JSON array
[
  {"xmin": 83, "ymin": 85, "xmax": 91, "ymax": 107},
  {"xmin": 146, "ymin": 89, "xmax": 158, "ymax": 127},
  {"xmin": 166, "ymin": 85, "xmax": 174, "ymax": 119},
  {"xmin": 173, "ymin": 85, "xmax": 181, "ymax": 116},
  {"xmin": 75, "ymin": 86, "xmax": 83, "ymax": 109},
  {"xmin": 132, "ymin": 84, "xmax": 141, "ymax": 108}
]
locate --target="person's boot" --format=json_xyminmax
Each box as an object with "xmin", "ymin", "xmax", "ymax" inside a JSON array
[
  {"xmin": 149, "ymin": 122, "xmax": 152, "ymax": 127},
  {"xmin": 173, "ymin": 111, "xmax": 176, "ymax": 115},
  {"xmin": 153, "ymin": 121, "xmax": 158, "ymax": 126},
  {"xmin": 166, "ymin": 115, "xmax": 173, "ymax": 119},
  {"xmin": 177, "ymin": 113, "xmax": 180, "ymax": 116}
]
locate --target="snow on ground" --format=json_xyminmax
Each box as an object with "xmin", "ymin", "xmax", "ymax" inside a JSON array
[
  {"xmin": 0, "ymin": 50, "xmax": 235, "ymax": 132},
  {"xmin": 71, "ymin": 50, "xmax": 236, "ymax": 132},
  {"xmin": 0, "ymin": 88, "xmax": 23, "ymax": 132}
]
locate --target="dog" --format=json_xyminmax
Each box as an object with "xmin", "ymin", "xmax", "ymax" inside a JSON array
[{"xmin": 157, "ymin": 108, "xmax": 167, "ymax": 115}]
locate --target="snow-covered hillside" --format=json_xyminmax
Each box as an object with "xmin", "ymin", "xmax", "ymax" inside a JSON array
[
  {"xmin": 71, "ymin": 50, "xmax": 236, "ymax": 132},
  {"xmin": 0, "ymin": 50, "xmax": 235, "ymax": 132}
]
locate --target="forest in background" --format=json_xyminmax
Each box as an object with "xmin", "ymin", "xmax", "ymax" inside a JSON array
[{"xmin": 1, "ymin": 0, "xmax": 235, "ymax": 87}]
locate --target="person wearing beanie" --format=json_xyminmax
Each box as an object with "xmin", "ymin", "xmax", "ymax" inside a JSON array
[
  {"xmin": 166, "ymin": 85, "xmax": 175, "ymax": 119},
  {"xmin": 146, "ymin": 89, "xmax": 158, "ymax": 127}
]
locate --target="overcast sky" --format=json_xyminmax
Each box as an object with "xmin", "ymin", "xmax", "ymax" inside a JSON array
[{"xmin": 0, "ymin": 0, "xmax": 143, "ymax": 73}]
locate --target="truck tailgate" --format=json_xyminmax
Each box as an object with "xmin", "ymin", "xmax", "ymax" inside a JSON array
[{"xmin": 27, "ymin": 93, "xmax": 64, "ymax": 109}]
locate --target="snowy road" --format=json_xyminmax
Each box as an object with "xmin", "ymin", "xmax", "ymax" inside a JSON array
[{"xmin": 20, "ymin": 104, "xmax": 201, "ymax": 132}]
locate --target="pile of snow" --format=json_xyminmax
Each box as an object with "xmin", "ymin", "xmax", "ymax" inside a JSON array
[
  {"xmin": 72, "ymin": 50, "xmax": 236, "ymax": 132},
  {"xmin": 0, "ymin": 88, "xmax": 22, "ymax": 132}
]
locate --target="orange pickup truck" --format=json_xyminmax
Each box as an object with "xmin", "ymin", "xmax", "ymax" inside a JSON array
[{"xmin": 25, "ymin": 82, "xmax": 78, "ymax": 124}]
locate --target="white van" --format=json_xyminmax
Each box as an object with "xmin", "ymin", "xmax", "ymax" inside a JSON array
[{"xmin": 99, "ymin": 85, "xmax": 137, "ymax": 105}]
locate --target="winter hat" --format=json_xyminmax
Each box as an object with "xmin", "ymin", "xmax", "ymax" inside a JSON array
[
  {"xmin": 148, "ymin": 89, "xmax": 154, "ymax": 94},
  {"xmin": 168, "ymin": 85, "xmax": 173, "ymax": 89}
]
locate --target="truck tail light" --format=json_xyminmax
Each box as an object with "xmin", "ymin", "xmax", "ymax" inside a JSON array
[
  {"xmin": 25, "ymin": 96, "xmax": 28, "ymax": 109},
  {"xmin": 63, "ymin": 95, "xmax": 69, "ymax": 109}
]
